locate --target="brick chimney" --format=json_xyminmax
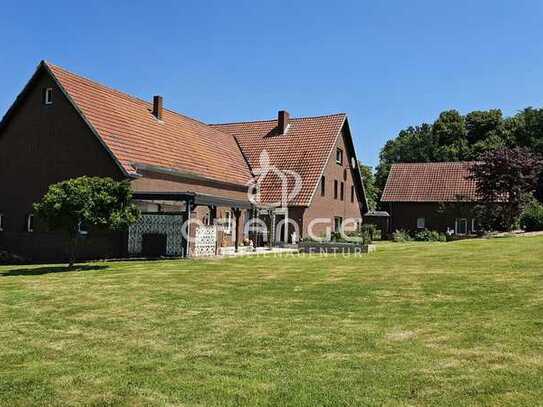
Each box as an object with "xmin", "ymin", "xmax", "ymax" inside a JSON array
[
  {"xmin": 278, "ymin": 110, "xmax": 290, "ymax": 134},
  {"xmin": 152, "ymin": 96, "xmax": 163, "ymax": 120}
]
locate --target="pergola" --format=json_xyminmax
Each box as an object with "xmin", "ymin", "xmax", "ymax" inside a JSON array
[{"xmin": 132, "ymin": 191, "xmax": 254, "ymax": 254}]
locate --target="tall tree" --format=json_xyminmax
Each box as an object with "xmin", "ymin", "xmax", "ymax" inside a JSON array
[
  {"xmin": 33, "ymin": 177, "xmax": 140, "ymax": 267},
  {"xmin": 359, "ymin": 164, "xmax": 377, "ymax": 210},
  {"xmin": 431, "ymin": 110, "xmax": 468, "ymax": 161},
  {"xmin": 511, "ymin": 107, "xmax": 543, "ymax": 155}
]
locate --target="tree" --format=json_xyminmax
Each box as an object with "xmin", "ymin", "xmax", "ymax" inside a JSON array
[
  {"xmin": 465, "ymin": 109, "xmax": 503, "ymax": 145},
  {"xmin": 359, "ymin": 164, "xmax": 377, "ymax": 210},
  {"xmin": 431, "ymin": 110, "xmax": 468, "ymax": 161},
  {"xmin": 469, "ymin": 148, "xmax": 543, "ymax": 231},
  {"xmin": 512, "ymin": 107, "xmax": 543, "ymax": 156},
  {"xmin": 33, "ymin": 177, "xmax": 140, "ymax": 267}
]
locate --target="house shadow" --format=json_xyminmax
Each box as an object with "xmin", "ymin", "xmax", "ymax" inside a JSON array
[{"xmin": 0, "ymin": 264, "xmax": 109, "ymax": 277}]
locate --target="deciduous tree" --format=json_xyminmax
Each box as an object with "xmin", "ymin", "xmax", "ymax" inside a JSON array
[
  {"xmin": 33, "ymin": 177, "xmax": 140, "ymax": 267},
  {"xmin": 469, "ymin": 148, "xmax": 542, "ymax": 230}
]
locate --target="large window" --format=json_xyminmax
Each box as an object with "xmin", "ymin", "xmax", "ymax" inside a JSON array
[
  {"xmin": 456, "ymin": 218, "xmax": 467, "ymax": 235},
  {"xmin": 336, "ymin": 148, "xmax": 343, "ymax": 165},
  {"xmin": 334, "ymin": 180, "xmax": 338, "ymax": 199},
  {"xmin": 320, "ymin": 176, "xmax": 326, "ymax": 197}
]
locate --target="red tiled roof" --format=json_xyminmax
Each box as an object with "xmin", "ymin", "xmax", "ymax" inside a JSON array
[
  {"xmin": 381, "ymin": 162, "xmax": 479, "ymax": 202},
  {"xmin": 46, "ymin": 62, "xmax": 252, "ymax": 186},
  {"xmin": 212, "ymin": 114, "xmax": 346, "ymax": 206}
]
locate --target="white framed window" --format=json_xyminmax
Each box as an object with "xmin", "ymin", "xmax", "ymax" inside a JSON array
[
  {"xmin": 416, "ymin": 217, "xmax": 425, "ymax": 229},
  {"xmin": 0, "ymin": 213, "xmax": 4, "ymax": 231},
  {"xmin": 26, "ymin": 214, "xmax": 35, "ymax": 232},
  {"xmin": 336, "ymin": 148, "xmax": 343, "ymax": 165},
  {"xmin": 78, "ymin": 221, "xmax": 89, "ymax": 236},
  {"xmin": 44, "ymin": 88, "xmax": 53, "ymax": 105},
  {"xmin": 455, "ymin": 218, "xmax": 467, "ymax": 235}
]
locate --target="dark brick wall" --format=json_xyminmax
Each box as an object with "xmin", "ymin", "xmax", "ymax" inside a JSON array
[
  {"xmin": 302, "ymin": 128, "xmax": 364, "ymax": 238},
  {"xmin": 0, "ymin": 67, "xmax": 124, "ymax": 261},
  {"xmin": 384, "ymin": 202, "xmax": 478, "ymax": 234}
]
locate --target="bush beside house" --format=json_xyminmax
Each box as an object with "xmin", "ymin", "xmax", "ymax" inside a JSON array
[{"xmin": 520, "ymin": 200, "xmax": 543, "ymax": 231}]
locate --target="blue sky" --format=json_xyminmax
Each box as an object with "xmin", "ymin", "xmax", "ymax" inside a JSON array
[{"xmin": 1, "ymin": 1, "xmax": 542, "ymax": 167}]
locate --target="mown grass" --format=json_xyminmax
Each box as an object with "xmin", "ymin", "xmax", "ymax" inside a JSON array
[{"xmin": 1, "ymin": 236, "xmax": 543, "ymax": 406}]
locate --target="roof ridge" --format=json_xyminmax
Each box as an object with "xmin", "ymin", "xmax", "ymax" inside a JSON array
[
  {"xmin": 211, "ymin": 112, "xmax": 347, "ymax": 126},
  {"xmin": 44, "ymin": 61, "xmax": 239, "ymax": 140},
  {"xmin": 391, "ymin": 161, "xmax": 479, "ymax": 166}
]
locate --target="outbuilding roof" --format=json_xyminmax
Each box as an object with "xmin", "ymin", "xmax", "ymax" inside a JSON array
[{"xmin": 381, "ymin": 162, "xmax": 479, "ymax": 202}]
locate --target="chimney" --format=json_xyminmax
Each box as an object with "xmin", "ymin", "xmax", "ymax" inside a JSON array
[
  {"xmin": 278, "ymin": 110, "xmax": 290, "ymax": 134},
  {"xmin": 152, "ymin": 95, "xmax": 163, "ymax": 120}
]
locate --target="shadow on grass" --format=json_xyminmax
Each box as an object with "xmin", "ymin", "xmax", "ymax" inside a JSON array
[{"xmin": 0, "ymin": 265, "xmax": 109, "ymax": 277}]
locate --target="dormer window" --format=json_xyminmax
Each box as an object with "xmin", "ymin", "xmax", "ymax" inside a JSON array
[
  {"xmin": 336, "ymin": 148, "xmax": 343, "ymax": 165},
  {"xmin": 44, "ymin": 88, "xmax": 53, "ymax": 105}
]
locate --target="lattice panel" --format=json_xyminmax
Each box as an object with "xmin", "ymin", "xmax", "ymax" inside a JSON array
[
  {"xmin": 194, "ymin": 225, "xmax": 217, "ymax": 257},
  {"xmin": 128, "ymin": 214, "xmax": 185, "ymax": 256}
]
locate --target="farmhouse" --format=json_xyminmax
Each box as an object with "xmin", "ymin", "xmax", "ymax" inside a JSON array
[
  {"xmin": 381, "ymin": 162, "xmax": 480, "ymax": 235},
  {"xmin": 0, "ymin": 61, "xmax": 367, "ymax": 261}
]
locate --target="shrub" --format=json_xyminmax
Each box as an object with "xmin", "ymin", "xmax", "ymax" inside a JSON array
[
  {"xmin": 360, "ymin": 224, "xmax": 377, "ymax": 243},
  {"xmin": 414, "ymin": 229, "xmax": 447, "ymax": 242},
  {"xmin": 392, "ymin": 229, "xmax": 412, "ymax": 242},
  {"xmin": 520, "ymin": 200, "xmax": 543, "ymax": 231}
]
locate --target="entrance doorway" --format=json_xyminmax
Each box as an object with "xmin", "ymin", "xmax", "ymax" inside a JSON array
[
  {"xmin": 142, "ymin": 233, "xmax": 168, "ymax": 257},
  {"xmin": 456, "ymin": 218, "xmax": 467, "ymax": 235}
]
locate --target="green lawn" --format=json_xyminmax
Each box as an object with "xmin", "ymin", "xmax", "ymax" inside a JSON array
[{"xmin": 1, "ymin": 237, "xmax": 543, "ymax": 406}]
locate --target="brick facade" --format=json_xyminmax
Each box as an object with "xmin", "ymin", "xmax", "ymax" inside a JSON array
[
  {"xmin": 301, "ymin": 129, "xmax": 364, "ymax": 238},
  {"xmin": 0, "ymin": 68, "xmax": 126, "ymax": 261}
]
